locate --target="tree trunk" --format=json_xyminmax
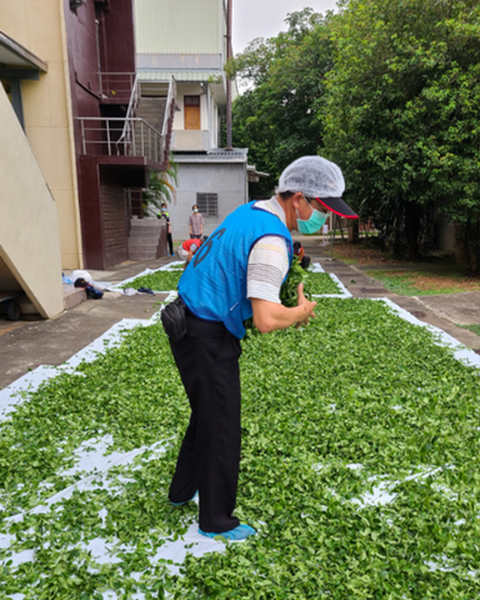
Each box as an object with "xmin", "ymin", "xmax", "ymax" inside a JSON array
[
  {"xmin": 348, "ymin": 219, "xmax": 359, "ymax": 244},
  {"xmin": 404, "ymin": 202, "xmax": 422, "ymax": 260},
  {"xmin": 467, "ymin": 218, "xmax": 480, "ymax": 276},
  {"xmin": 454, "ymin": 222, "xmax": 470, "ymax": 271}
]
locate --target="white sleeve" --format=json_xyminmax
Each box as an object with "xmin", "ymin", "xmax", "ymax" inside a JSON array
[{"xmin": 247, "ymin": 236, "xmax": 289, "ymax": 304}]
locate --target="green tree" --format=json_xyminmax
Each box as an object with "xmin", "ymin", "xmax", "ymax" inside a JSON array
[
  {"xmin": 323, "ymin": 0, "xmax": 480, "ymax": 269},
  {"xmin": 228, "ymin": 9, "xmax": 337, "ymax": 197},
  {"xmin": 142, "ymin": 157, "xmax": 179, "ymax": 217}
]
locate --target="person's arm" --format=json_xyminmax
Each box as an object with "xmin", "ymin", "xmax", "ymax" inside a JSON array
[
  {"xmin": 247, "ymin": 235, "xmax": 316, "ymax": 333},
  {"xmin": 251, "ymin": 283, "xmax": 316, "ymax": 333}
]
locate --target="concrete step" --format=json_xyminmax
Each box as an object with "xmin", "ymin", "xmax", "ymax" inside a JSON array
[
  {"xmin": 129, "ymin": 237, "xmax": 163, "ymax": 244},
  {"xmin": 128, "ymin": 239, "xmax": 161, "ymax": 246},
  {"xmin": 63, "ymin": 284, "xmax": 87, "ymax": 310},
  {"xmin": 129, "ymin": 222, "xmax": 163, "ymax": 229},
  {"xmin": 128, "ymin": 242, "xmax": 158, "ymax": 252},
  {"xmin": 130, "ymin": 218, "xmax": 163, "ymax": 226},
  {"xmin": 128, "ymin": 216, "xmax": 166, "ymax": 261},
  {"xmin": 128, "ymin": 252, "xmax": 159, "ymax": 261}
]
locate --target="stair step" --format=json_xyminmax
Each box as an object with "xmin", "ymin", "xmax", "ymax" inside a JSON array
[
  {"xmin": 128, "ymin": 251, "xmax": 161, "ymax": 260},
  {"xmin": 63, "ymin": 284, "xmax": 87, "ymax": 310},
  {"xmin": 130, "ymin": 220, "xmax": 162, "ymax": 226},
  {"xmin": 128, "ymin": 241, "xmax": 161, "ymax": 248},
  {"xmin": 128, "ymin": 216, "xmax": 166, "ymax": 261}
]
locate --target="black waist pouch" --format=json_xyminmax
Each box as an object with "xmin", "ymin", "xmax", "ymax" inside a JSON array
[{"xmin": 161, "ymin": 296, "xmax": 187, "ymax": 343}]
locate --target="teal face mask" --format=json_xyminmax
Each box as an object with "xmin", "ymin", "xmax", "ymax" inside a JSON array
[{"xmin": 296, "ymin": 205, "xmax": 328, "ymax": 234}]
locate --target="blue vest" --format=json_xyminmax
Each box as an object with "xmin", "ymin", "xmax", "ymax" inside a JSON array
[{"xmin": 178, "ymin": 202, "xmax": 293, "ymax": 339}]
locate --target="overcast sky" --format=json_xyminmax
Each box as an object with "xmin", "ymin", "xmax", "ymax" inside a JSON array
[{"xmin": 232, "ymin": 0, "xmax": 340, "ymax": 55}]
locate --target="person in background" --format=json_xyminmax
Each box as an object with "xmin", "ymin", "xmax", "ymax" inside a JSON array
[
  {"xmin": 177, "ymin": 238, "xmax": 203, "ymax": 262},
  {"xmin": 157, "ymin": 203, "xmax": 174, "ymax": 256},
  {"xmin": 185, "ymin": 244, "xmax": 199, "ymax": 266},
  {"xmin": 293, "ymin": 241, "xmax": 305, "ymax": 262},
  {"xmin": 293, "ymin": 241, "xmax": 311, "ymax": 269},
  {"xmin": 188, "ymin": 205, "xmax": 204, "ymax": 239},
  {"xmin": 164, "ymin": 156, "xmax": 358, "ymax": 542}
]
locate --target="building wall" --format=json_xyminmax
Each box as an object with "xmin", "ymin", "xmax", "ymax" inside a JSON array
[
  {"xmin": 64, "ymin": 0, "xmax": 136, "ymax": 120},
  {"xmin": 0, "ymin": 0, "xmax": 83, "ymax": 269},
  {"xmin": 0, "ymin": 86, "xmax": 64, "ymax": 318},
  {"xmin": 63, "ymin": 0, "xmax": 137, "ymax": 269},
  {"xmin": 172, "ymin": 83, "xmax": 222, "ymax": 151},
  {"xmin": 167, "ymin": 161, "xmax": 247, "ymax": 241}
]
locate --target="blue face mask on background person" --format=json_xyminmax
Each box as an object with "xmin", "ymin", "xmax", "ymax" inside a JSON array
[{"xmin": 296, "ymin": 203, "xmax": 328, "ymax": 234}]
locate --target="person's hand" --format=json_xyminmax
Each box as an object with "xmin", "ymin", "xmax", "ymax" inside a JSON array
[{"xmin": 295, "ymin": 283, "xmax": 316, "ymax": 328}]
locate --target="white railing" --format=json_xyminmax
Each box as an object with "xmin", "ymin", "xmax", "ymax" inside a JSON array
[
  {"xmin": 162, "ymin": 76, "xmax": 176, "ymax": 140},
  {"xmin": 116, "ymin": 74, "xmax": 140, "ymax": 153},
  {"xmin": 98, "ymin": 72, "xmax": 136, "ymax": 100},
  {"xmin": 77, "ymin": 117, "xmax": 165, "ymax": 164}
]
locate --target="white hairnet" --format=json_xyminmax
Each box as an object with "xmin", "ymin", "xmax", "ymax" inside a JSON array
[{"xmin": 278, "ymin": 156, "xmax": 345, "ymax": 198}]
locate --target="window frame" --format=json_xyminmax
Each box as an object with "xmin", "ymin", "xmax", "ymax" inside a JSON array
[{"xmin": 196, "ymin": 193, "xmax": 218, "ymax": 217}]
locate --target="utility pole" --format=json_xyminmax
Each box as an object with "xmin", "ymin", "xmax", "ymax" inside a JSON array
[{"xmin": 225, "ymin": 0, "xmax": 233, "ymax": 150}]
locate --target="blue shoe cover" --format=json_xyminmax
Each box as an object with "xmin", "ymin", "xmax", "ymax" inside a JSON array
[
  {"xmin": 170, "ymin": 491, "xmax": 198, "ymax": 506},
  {"xmin": 198, "ymin": 524, "xmax": 256, "ymax": 540}
]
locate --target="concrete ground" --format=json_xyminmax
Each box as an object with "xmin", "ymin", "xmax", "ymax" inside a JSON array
[
  {"xmin": 0, "ymin": 257, "xmax": 172, "ymax": 389},
  {"xmin": 1, "ymin": 238, "xmax": 479, "ymax": 391}
]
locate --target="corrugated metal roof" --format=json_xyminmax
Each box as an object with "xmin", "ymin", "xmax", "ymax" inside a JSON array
[
  {"xmin": 134, "ymin": 0, "xmax": 226, "ymax": 55},
  {"xmin": 174, "ymin": 148, "xmax": 248, "ymax": 163},
  {"xmin": 138, "ymin": 69, "xmax": 224, "ymax": 83}
]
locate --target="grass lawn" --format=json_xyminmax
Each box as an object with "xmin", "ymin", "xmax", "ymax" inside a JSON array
[
  {"xmin": 363, "ymin": 269, "xmax": 480, "ymax": 296},
  {"xmin": 458, "ymin": 323, "xmax": 480, "ymax": 336},
  {"xmin": 332, "ymin": 240, "xmax": 480, "ymax": 295}
]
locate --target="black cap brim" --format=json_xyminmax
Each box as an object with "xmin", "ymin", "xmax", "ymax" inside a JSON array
[{"xmin": 315, "ymin": 197, "xmax": 359, "ymax": 219}]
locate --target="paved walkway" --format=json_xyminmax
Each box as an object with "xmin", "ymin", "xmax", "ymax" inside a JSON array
[
  {"xmin": 0, "ymin": 240, "xmax": 479, "ymax": 390},
  {"xmin": 0, "ymin": 257, "xmax": 172, "ymax": 389}
]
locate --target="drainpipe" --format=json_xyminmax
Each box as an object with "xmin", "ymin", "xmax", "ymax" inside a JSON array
[
  {"xmin": 201, "ymin": 82, "xmax": 211, "ymax": 150},
  {"xmin": 225, "ymin": 0, "xmax": 233, "ymax": 150}
]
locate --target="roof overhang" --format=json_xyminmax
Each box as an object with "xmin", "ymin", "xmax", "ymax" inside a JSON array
[
  {"xmin": 173, "ymin": 148, "xmax": 248, "ymax": 164},
  {"xmin": 247, "ymin": 165, "xmax": 270, "ymax": 183},
  {"xmin": 138, "ymin": 69, "xmax": 222, "ymax": 83},
  {"xmin": 138, "ymin": 68, "xmax": 227, "ymax": 108},
  {"xmin": 0, "ymin": 29, "xmax": 48, "ymax": 73}
]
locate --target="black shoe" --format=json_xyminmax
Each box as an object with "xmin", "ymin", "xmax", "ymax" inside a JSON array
[{"xmin": 137, "ymin": 287, "xmax": 154, "ymax": 295}]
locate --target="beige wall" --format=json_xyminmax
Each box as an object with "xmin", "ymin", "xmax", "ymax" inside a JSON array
[
  {"xmin": 0, "ymin": 86, "xmax": 64, "ymax": 318},
  {"xmin": 0, "ymin": 0, "xmax": 83, "ymax": 269}
]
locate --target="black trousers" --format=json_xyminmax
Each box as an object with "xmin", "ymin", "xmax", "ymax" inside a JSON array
[
  {"xmin": 168, "ymin": 312, "xmax": 242, "ymax": 533},
  {"xmin": 166, "ymin": 232, "xmax": 173, "ymax": 255}
]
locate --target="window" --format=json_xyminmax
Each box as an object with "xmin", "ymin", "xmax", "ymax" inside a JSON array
[
  {"xmin": 184, "ymin": 95, "xmax": 200, "ymax": 130},
  {"xmin": 197, "ymin": 193, "xmax": 218, "ymax": 217}
]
